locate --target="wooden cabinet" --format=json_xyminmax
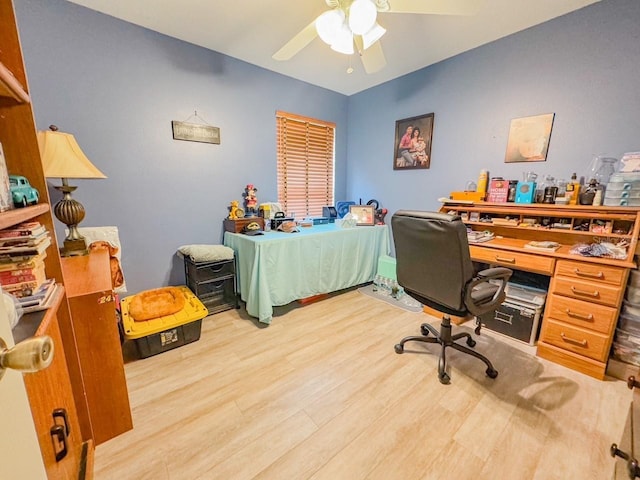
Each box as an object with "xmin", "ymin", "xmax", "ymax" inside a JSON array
[
  {"xmin": 1, "ymin": 0, "xmax": 93, "ymax": 476},
  {"xmin": 17, "ymin": 290, "xmax": 84, "ymax": 479},
  {"xmin": 61, "ymin": 250, "xmax": 133, "ymax": 445},
  {"xmin": 442, "ymin": 202, "xmax": 640, "ymax": 379}
]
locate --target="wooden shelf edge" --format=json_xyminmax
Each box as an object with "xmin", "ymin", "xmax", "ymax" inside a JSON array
[
  {"xmin": 0, "ymin": 60, "xmax": 30, "ymax": 104},
  {"xmin": 0, "ymin": 203, "xmax": 49, "ymax": 230}
]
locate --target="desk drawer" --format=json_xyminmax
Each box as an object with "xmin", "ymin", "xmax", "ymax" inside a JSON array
[
  {"xmin": 545, "ymin": 294, "xmax": 617, "ymax": 335},
  {"xmin": 540, "ymin": 319, "xmax": 610, "ymax": 361},
  {"xmin": 469, "ymin": 246, "xmax": 555, "ymax": 275},
  {"xmin": 552, "ymin": 276, "xmax": 622, "ymax": 307},
  {"xmin": 555, "ymin": 259, "xmax": 626, "ymax": 287}
]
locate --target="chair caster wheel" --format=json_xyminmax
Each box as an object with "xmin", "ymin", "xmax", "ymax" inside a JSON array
[
  {"xmin": 420, "ymin": 324, "xmax": 430, "ymax": 336},
  {"xmin": 394, "ymin": 344, "xmax": 404, "ymax": 354},
  {"xmin": 466, "ymin": 338, "xmax": 476, "ymax": 348},
  {"xmin": 439, "ymin": 373, "xmax": 451, "ymax": 384},
  {"xmin": 486, "ymin": 368, "xmax": 498, "ymax": 379}
]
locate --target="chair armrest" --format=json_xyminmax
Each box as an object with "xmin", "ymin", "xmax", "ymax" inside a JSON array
[
  {"xmin": 464, "ymin": 267, "xmax": 512, "ymax": 316},
  {"xmin": 476, "ymin": 267, "xmax": 513, "ymax": 280}
]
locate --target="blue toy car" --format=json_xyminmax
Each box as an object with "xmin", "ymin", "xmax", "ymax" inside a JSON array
[{"xmin": 10, "ymin": 175, "xmax": 39, "ymax": 207}]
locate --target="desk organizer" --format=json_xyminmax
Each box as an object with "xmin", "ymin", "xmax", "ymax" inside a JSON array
[
  {"xmin": 184, "ymin": 256, "xmax": 238, "ymax": 314},
  {"xmin": 121, "ymin": 286, "xmax": 208, "ymax": 358}
]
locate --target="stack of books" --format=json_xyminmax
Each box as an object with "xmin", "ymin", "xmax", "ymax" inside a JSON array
[{"xmin": 0, "ymin": 221, "xmax": 55, "ymax": 311}]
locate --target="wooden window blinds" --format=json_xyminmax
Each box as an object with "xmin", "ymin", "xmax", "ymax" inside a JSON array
[{"xmin": 276, "ymin": 111, "xmax": 335, "ymax": 217}]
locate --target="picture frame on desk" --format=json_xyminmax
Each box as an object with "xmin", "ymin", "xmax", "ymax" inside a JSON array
[
  {"xmin": 349, "ymin": 205, "xmax": 375, "ymax": 226},
  {"xmin": 393, "ymin": 113, "xmax": 434, "ymax": 170}
]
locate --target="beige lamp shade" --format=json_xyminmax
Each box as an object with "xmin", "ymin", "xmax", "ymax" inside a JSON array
[{"xmin": 37, "ymin": 128, "xmax": 106, "ymax": 179}]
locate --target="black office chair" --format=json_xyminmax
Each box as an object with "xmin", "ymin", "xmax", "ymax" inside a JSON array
[{"xmin": 392, "ymin": 210, "xmax": 512, "ymax": 384}]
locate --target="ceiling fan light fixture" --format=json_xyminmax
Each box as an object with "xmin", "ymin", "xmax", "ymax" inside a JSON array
[
  {"xmin": 362, "ymin": 22, "xmax": 386, "ymax": 50},
  {"xmin": 316, "ymin": 9, "xmax": 344, "ymax": 45},
  {"xmin": 330, "ymin": 23, "xmax": 354, "ymax": 55},
  {"xmin": 348, "ymin": 0, "xmax": 377, "ymax": 35}
]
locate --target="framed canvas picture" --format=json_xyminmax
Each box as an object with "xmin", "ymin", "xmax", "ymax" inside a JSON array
[
  {"xmin": 393, "ymin": 113, "xmax": 434, "ymax": 170},
  {"xmin": 349, "ymin": 205, "xmax": 375, "ymax": 226},
  {"xmin": 505, "ymin": 113, "xmax": 555, "ymax": 163}
]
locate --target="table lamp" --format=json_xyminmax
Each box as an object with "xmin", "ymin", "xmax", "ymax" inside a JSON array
[{"xmin": 37, "ymin": 125, "xmax": 107, "ymax": 256}]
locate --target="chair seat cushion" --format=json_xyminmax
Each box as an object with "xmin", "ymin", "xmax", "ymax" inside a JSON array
[{"xmin": 177, "ymin": 244, "xmax": 234, "ymax": 262}]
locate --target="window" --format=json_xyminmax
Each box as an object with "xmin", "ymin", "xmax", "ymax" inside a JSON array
[{"xmin": 276, "ymin": 111, "xmax": 335, "ymax": 217}]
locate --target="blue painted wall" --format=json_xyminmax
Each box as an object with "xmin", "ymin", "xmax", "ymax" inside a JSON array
[
  {"xmin": 346, "ymin": 0, "xmax": 640, "ymax": 222},
  {"xmin": 14, "ymin": 0, "xmax": 640, "ymax": 293},
  {"xmin": 15, "ymin": 0, "xmax": 349, "ymax": 293}
]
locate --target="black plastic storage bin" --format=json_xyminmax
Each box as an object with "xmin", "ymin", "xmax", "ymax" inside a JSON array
[{"xmin": 134, "ymin": 319, "xmax": 202, "ymax": 359}]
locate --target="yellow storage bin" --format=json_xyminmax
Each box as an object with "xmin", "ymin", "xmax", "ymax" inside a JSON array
[{"xmin": 122, "ymin": 286, "xmax": 208, "ymax": 358}]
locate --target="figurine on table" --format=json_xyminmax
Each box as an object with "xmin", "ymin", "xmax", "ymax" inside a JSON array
[{"xmin": 244, "ymin": 184, "xmax": 258, "ymax": 217}]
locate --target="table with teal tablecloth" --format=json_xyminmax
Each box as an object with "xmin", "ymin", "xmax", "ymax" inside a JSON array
[{"xmin": 223, "ymin": 223, "xmax": 391, "ymax": 324}]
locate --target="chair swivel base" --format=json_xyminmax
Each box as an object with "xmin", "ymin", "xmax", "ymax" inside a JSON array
[{"xmin": 394, "ymin": 317, "xmax": 498, "ymax": 384}]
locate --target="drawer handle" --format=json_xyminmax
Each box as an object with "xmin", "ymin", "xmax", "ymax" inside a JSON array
[
  {"xmin": 560, "ymin": 332, "xmax": 588, "ymax": 347},
  {"xmin": 570, "ymin": 286, "xmax": 599, "ymax": 298},
  {"xmin": 573, "ymin": 268, "xmax": 604, "ymax": 279},
  {"xmin": 495, "ymin": 256, "xmax": 516, "ymax": 264},
  {"xmin": 565, "ymin": 309, "xmax": 594, "ymax": 321}
]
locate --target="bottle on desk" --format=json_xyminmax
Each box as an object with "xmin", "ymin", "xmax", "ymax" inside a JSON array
[
  {"xmin": 566, "ymin": 172, "xmax": 581, "ymax": 205},
  {"xmin": 477, "ymin": 170, "xmax": 488, "ymax": 197}
]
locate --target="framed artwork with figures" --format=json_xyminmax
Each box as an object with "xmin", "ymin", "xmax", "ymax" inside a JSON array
[{"xmin": 393, "ymin": 113, "xmax": 434, "ymax": 170}]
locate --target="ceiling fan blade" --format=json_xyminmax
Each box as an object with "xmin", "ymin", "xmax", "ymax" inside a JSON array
[
  {"xmin": 359, "ymin": 40, "xmax": 386, "ymax": 74},
  {"xmin": 272, "ymin": 20, "xmax": 318, "ymax": 61},
  {"xmin": 387, "ymin": 0, "xmax": 483, "ymax": 15}
]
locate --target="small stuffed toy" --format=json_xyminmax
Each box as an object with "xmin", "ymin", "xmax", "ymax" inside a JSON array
[{"xmin": 244, "ymin": 184, "xmax": 258, "ymax": 217}]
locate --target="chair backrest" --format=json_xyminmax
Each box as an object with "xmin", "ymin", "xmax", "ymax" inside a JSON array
[{"xmin": 392, "ymin": 210, "xmax": 475, "ymax": 316}]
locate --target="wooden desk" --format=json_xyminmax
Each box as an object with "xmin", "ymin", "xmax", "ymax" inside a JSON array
[
  {"xmin": 61, "ymin": 250, "xmax": 133, "ymax": 444},
  {"xmin": 442, "ymin": 202, "xmax": 640, "ymax": 379},
  {"xmin": 224, "ymin": 224, "xmax": 391, "ymax": 324}
]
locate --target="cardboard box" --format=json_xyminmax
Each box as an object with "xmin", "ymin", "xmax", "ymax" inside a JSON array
[
  {"xmin": 449, "ymin": 191, "xmax": 485, "ymax": 201},
  {"xmin": 487, "ymin": 178, "xmax": 509, "ymax": 203}
]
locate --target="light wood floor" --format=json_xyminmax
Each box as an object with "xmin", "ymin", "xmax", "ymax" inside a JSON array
[{"xmin": 94, "ymin": 289, "xmax": 631, "ymax": 480}]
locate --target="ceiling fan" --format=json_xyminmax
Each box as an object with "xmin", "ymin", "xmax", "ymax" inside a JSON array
[{"xmin": 272, "ymin": 0, "xmax": 482, "ymax": 74}]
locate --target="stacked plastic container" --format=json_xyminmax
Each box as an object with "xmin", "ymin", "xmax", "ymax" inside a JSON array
[
  {"xmin": 604, "ymin": 172, "xmax": 640, "ymax": 206},
  {"xmin": 612, "ymin": 267, "xmax": 640, "ymax": 366}
]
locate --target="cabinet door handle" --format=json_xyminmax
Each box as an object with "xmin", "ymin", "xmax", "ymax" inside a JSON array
[
  {"xmin": 560, "ymin": 332, "xmax": 588, "ymax": 347},
  {"xmin": 495, "ymin": 256, "xmax": 516, "ymax": 264},
  {"xmin": 53, "ymin": 408, "xmax": 70, "ymax": 436},
  {"xmin": 565, "ymin": 309, "xmax": 594, "ymax": 321},
  {"xmin": 50, "ymin": 425, "xmax": 68, "ymax": 462},
  {"xmin": 570, "ymin": 286, "xmax": 599, "ymax": 298},
  {"xmin": 573, "ymin": 268, "xmax": 604, "ymax": 279}
]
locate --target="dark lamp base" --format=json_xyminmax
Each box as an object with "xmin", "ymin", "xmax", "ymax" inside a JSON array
[{"xmin": 60, "ymin": 238, "xmax": 88, "ymax": 257}]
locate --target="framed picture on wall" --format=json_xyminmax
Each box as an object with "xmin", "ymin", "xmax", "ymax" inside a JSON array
[
  {"xmin": 505, "ymin": 113, "xmax": 555, "ymax": 163},
  {"xmin": 393, "ymin": 113, "xmax": 434, "ymax": 170},
  {"xmin": 349, "ymin": 205, "xmax": 375, "ymax": 226}
]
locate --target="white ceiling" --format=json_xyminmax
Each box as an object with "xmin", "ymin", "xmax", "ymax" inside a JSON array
[{"xmin": 65, "ymin": 0, "xmax": 600, "ymax": 96}]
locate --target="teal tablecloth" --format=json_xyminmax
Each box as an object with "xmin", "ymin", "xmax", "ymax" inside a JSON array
[{"xmin": 224, "ymin": 223, "xmax": 391, "ymax": 324}]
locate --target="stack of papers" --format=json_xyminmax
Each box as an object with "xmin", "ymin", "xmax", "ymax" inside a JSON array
[
  {"xmin": 467, "ymin": 230, "xmax": 495, "ymax": 243},
  {"xmin": 524, "ymin": 241, "xmax": 561, "ymax": 252}
]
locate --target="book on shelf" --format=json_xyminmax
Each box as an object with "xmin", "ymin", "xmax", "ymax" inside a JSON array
[
  {"xmin": 0, "ymin": 230, "xmax": 48, "ymax": 247},
  {"xmin": 524, "ymin": 241, "xmax": 561, "ymax": 252},
  {"xmin": 3, "ymin": 278, "xmax": 43, "ymax": 297},
  {"xmin": 0, "ymin": 235, "xmax": 51, "ymax": 257},
  {"xmin": 0, "ymin": 252, "xmax": 46, "ymax": 270},
  {"xmin": 16, "ymin": 279, "xmax": 57, "ymax": 313},
  {"xmin": 0, "ymin": 221, "xmax": 46, "ymax": 238}
]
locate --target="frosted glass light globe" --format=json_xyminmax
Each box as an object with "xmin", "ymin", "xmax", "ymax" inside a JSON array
[
  {"xmin": 349, "ymin": 0, "xmax": 377, "ymax": 35},
  {"xmin": 316, "ymin": 9, "xmax": 345, "ymax": 45}
]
